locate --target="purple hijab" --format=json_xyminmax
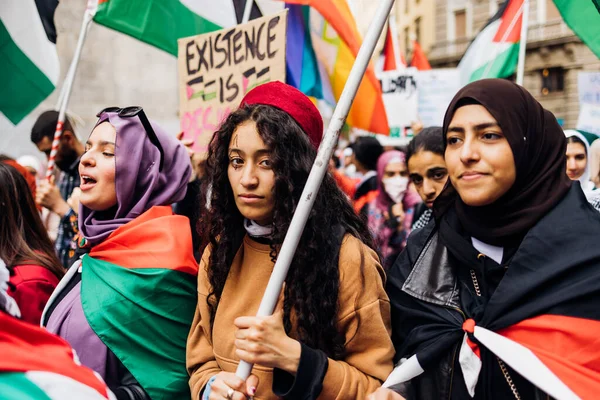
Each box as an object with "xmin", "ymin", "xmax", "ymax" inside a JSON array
[{"xmin": 79, "ymin": 111, "xmax": 192, "ymax": 246}]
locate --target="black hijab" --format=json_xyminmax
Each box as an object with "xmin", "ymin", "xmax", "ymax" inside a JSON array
[{"xmin": 434, "ymin": 79, "xmax": 571, "ymax": 245}]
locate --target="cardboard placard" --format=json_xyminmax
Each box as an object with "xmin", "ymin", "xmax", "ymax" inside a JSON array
[{"xmin": 178, "ymin": 10, "xmax": 288, "ymax": 156}]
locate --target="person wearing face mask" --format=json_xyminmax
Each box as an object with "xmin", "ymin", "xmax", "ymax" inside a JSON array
[
  {"xmin": 362, "ymin": 151, "xmax": 421, "ymax": 269},
  {"xmin": 369, "ymin": 79, "xmax": 600, "ymax": 400}
]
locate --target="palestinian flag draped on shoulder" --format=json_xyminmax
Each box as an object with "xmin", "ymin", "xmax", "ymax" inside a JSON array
[
  {"xmin": 0, "ymin": 312, "xmax": 115, "ymax": 400},
  {"xmin": 0, "ymin": 0, "xmax": 60, "ymax": 125},
  {"xmin": 81, "ymin": 205, "xmax": 198, "ymax": 399},
  {"xmin": 458, "ymin": 0, "xmax": 523, "ymax": 85}
]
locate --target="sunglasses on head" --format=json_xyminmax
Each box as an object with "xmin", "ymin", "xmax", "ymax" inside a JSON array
[{"xmin": 97, "ymin": 106, "xmax": 165, "ymax": 171}]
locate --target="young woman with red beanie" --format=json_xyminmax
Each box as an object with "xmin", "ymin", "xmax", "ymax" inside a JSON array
[{"xmin": 187, "ymin": 81, "xmax": 394, "ymax": 400}]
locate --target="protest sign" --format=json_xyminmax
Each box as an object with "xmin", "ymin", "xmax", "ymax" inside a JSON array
[
  {"xmin": 379, "ymin": 68, "xmax": 418, "ymax": 137},
  {"xmin": 578, "ymin": 72, "xmax": 600, "ymax": 105},
  {"xmin": 178, "ymin": 10, "xmax": 288, "ymax": 155},
  {"xmin": 577, "ymin": 103, "xmax": 600, "ymax": 136},
  {"xmin": 416, "ymin": 68, "xmax": 461, "ymax": 127}
]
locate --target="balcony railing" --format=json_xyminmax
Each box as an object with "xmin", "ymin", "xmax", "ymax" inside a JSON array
[{"xmin": 429, "ymin": 19, "xmax": 575, "ymax": 62}]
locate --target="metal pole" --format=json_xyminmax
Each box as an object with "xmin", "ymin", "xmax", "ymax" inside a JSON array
[
  {"xmin": 516, "ymin": 0, "xmax": 529, "ymax": 86},
  {"xmin": 46, "ymin": 0, "xmax": 97, "ymax": 179},
  {"xmin": 242, "ymin": 0, "xmax": 254, "ymax": 23},
  {"xmin": 235, "ymin": 0, "xmax": 397, "ymax": 380}
]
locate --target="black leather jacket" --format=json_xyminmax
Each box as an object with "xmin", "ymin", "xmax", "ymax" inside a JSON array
[{"xmin": 386, "ymin": 222, "xmax": 551, "ymax": 400}]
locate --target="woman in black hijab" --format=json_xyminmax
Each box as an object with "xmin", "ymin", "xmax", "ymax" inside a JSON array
[{"xmin": 370, "ymin": 79, "xmax": 600, "ymax": 400}]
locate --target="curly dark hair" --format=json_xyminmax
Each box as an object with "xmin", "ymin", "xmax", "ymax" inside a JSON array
[{"xmin": 200, "ymin": 104, "xmax": 376, "ymax": 360}]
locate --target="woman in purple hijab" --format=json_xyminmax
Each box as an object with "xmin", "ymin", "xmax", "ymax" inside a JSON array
[
  {"xmin": 363, "ymin": 150, "xmax": 421, "ymax": 269},
  {"xmin": 41, "ymin": 107, "xmax": 198, "ymax": 400}
]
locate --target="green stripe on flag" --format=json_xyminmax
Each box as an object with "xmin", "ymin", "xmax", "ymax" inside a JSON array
[
  {"xmin": 0, "ymin": 373, "xmax": 53, "ymax": 400},
  {"xmin": 553, "ymin": 0, "xmax": 600, "ymax": 59},
  {"xmin": 94, "ymin": 0, "xmax": 223, "ymax": 56},
  {"xmin": 469, "ymin": 43, "xmax": 520, "ymax": 82},
  {"xmin": 81, "ymin": 255, "xmax": 197, "ymax": 400},
  {"xmin": 0, "ymin": 21, "xmax": 55, "ymax": 125}
]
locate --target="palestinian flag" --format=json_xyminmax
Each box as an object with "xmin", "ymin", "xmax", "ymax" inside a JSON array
[
  {"xmin": 93, "ymin": 0, "xmax": 266, "ymax": 56},
  {"xmin": 81, "ymin": 206, "xmax": 198, "ymax": 400},
  {"xmin": 458, "ymin": 0, "xmax": 523, "ymax": 85},
  {"xmin": 0, "ymin": 312, "xmax": 114, "ymax": 400},
  {"xmin": 553, "ymin": 0, "xmax": 600, "ymax": 59},
  {"xmin": 385, "ymin": 187, "xmax": 600, "ymax": 398},
  {"xmin": 381, "ymin": 23, "xmax": 405, "ymax": 72},
  {"xmin": 0, "ymin": 0, "xmax": 60, "ymax": 125}
]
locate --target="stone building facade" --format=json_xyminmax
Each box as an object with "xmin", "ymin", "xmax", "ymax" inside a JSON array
[{"xmin": 427, "ymin": 0, "xmax": 600, "ymax": 128}]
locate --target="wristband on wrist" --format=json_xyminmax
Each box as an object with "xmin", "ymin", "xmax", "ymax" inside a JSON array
[{"xmin": 202, "ymin": 376, "xmax": 217, "ymax": 400}]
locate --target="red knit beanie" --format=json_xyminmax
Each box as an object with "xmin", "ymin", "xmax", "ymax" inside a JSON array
[{"xmin": 240, "ymin": 81, "xmax": 323, "ymax": 149}]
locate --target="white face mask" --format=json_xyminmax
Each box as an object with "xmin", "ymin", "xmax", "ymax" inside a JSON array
[{"xmin": 383, "ymin": 176, "xmax": 409, "ymax": 203}]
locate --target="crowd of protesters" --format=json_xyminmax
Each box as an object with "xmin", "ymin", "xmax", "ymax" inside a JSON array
[{"xmin": 2, "ymin": 78, "xmax": 600, "ymax": 399}]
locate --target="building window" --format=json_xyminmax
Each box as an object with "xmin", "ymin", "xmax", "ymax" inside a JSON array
[
  {"xmin": 405, "ymin": 0, "xmax": 409, "ymax": 14},
  {"xmin": 455, "ymin": 9, "xmax": 467, "ymax": 39},
  {"xmin": 415, "ymin": 17, "xmax": 421, "ymax": 44},
  {"xmin": 541, "ymin": 68, "xmax": 564, "ymax": 95},
  {"xmin": 404, "ymin": 26, "xmax": 410, "ymax": 56},
  {"xmin": 546, "ymin": 0, "xmax": 561, "ymax": 20}
]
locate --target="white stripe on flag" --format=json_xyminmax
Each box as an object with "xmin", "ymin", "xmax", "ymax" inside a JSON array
[
  {"xmin": 473, "ymin": 326, "xmax": 580, "ymax": 400},
  {"xmin": 383, "ymin": 354, "xmax": 425, "ymax": 388},
  {"xmin": 26, "ymin": 371, "xmax": 116, "ymax": 400},
  {"xmin": 0, "ymin": 0, "xmax": 60, "ymax": 84},
  {"xmin": 179, "ymin": 0, "xmax": 236, "ymax": 28},
  {"xmin": 459, "ymin": 333, "xmax": 482, "ymax": 397}
]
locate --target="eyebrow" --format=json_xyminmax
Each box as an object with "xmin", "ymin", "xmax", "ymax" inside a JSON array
[
  {"xmin": 228, "ymin": 148, "xmax": 270, "ymax": 156},
  {"xmin": 447, "ymin": 122, "xmax": 501, "ymax": 133},
  {"xmin": 86, "ymin": 140, "xmax": 116, "ymax": 146}
]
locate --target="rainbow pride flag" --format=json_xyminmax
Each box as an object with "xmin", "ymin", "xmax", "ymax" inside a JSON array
[{"xmin": 284, "ymin": 0, "xmax": 389, "ymax": 135}]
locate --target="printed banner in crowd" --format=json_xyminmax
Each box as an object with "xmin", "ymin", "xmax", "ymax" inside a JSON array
[
  {"xmin": 416, "ymin": 68, "xmax": 461, "ymax": 128},
  {"xmin": 177, "ymin": 10, "xmax": 288, "ymax": 156},
  {"xmin": 577, "ymin": 72, "xmax": 600, "ymax": 136},
  {"xmin": 379, "ymin": 68, "xmax": 419, "ymax": 137}
]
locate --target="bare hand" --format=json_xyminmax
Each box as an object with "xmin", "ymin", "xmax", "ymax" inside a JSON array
[
  {"xmin": 37, "ymin": 176, "xmax": 70, "ymax": 217},
  {"xmin": 410, "ymin": 120, "xmax": 424, "ymax": 135},
  {"xmin": 209, "ymin": 372, "xmax": 258, "ymax": 400},
  {"xmin": 367, "ymin": 388, "xmax": 406, "ymax": 400},
  {"xmin": 176, "ymin": 131, "xmax": 195, "ymax": 159},
  {"xmin": 67, "ymin": 187, "xmax": 81, "ymax": 212},
  {"xmin": 233, "ymin": 292, "xmax": 301, "ymax": 375}
]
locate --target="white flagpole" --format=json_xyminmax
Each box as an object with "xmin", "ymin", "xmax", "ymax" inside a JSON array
[
  {"xmin": 235, "ymin": 0, "xmax": 397, "ymax": 380},
  {"xmin": 388, "ymin": 10, "xmax": 403, "ymax": 69},
  {"xmin": 242, "ymin": 0, "xmax": 254, "ymax": 23},
  {"xmin": 516, "ymin": 0, "xmax": 529, "ymax": 86},
  {"xmin": 46, "ymin": 0, "xmax": 97, "ymax": 179}
]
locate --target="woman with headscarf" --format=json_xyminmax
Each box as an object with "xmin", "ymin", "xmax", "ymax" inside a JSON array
[
  {"xmin": 42, "ymin": 107, "xmax": 197, "ymax": 400},
  {"xmin": 363, "ymin": 151, "xmax": 421, "ymax": 269},
  {"xmin": 370, "ymin": 79, "xmax": 600, "ymax": 400},
  {"xmin": 564, "ymin": 129, "xmax": 595, "ymax": 193}
]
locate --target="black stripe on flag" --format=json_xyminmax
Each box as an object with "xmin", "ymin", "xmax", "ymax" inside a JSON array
[
  {"xmin": 232, "ymin": 0, "xmax": 263, "ymax": 24},
  {"xmin": 35, "ymin": 0, "xmax": 59, "ymax": 44}
]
